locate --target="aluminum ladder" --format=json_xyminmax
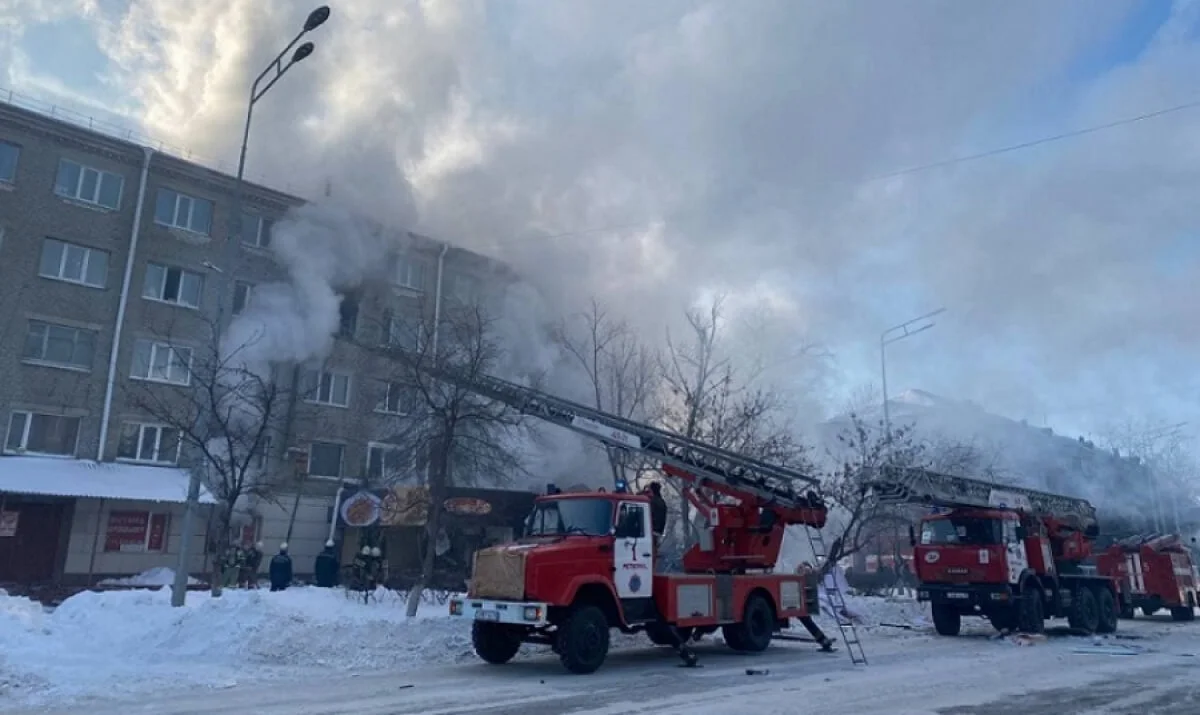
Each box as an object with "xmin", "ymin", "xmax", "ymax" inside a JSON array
[{"xmin": 805, "ymin": 526, "xmax": 868, "ymax": 665}]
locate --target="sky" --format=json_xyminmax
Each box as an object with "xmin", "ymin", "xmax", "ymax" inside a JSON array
[{"xmin": 4, "ymin": 0, "xmax": 1200, "ymax": 446}]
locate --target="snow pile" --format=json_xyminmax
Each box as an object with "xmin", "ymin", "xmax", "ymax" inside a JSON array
[
  {"xmin": 96, "ymin": 567, "xmax": 202, "ymax": 587},
  {"xmin": 0, "ymin": 586, "xmax": 466, "ymax": 707}
]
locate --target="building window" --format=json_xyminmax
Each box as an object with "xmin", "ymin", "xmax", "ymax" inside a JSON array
[
  {"xmin": 0, "ymin": 141, "xmax": 19, "ymax": 183},
  {"xmin": 23, "ymin": 320, "xmax": 95, "ymax": 370},
  {"xmin": 307, "ymin": 441, "xmax": 344, "ymax": 478},
  {"xmin": 386, "ymin": 315, "xmax": 423, "ymax": 351},
  {"xmin": 395, "ymin": 256, "xmax": 426, "ymax": 291},
  {"xmin": 301, "ymin": 368, "xmax": 351, "ymax": 407},
  {"xmin": 338, "ymin": 293, "xmax": 359, "ymax": 338},
  {"xmin": 117, "ymin": 422, "xmax": 181, "ymax": 464},
  {"xmin": 376, "ymin": 381, "xmax": 418, "ymax": 415},
  {"xmin": 233, "ymin": 281, "xmax": 254, "ymax": 314},
  {"xmin": 5, "ymin": 411, "xmax": 80, "ymax": 456},
  {"xmin": 131, "ymin": 339, "xmax": 192, "ymax": 385},
  {"xmin": 143, "ymin": 262, "xmax": 203, "ymax": 308},
  {"xmin": 240, "ymin": 213, "xmax": 273, "ymax": 248},
  {"xmin": 154, "ymin": 188, "xmax": 213, "ymax": 235},
  {"xmin": 54, "ymin": 159, "xmax": 123, "ymax": 209},
  {"xmin": 367, "ymin": 442, "xmax": 408, "ymax": 482},
  {"xmin": 39, "ymin": 238, "xmax": 108, "ymax": 288}
]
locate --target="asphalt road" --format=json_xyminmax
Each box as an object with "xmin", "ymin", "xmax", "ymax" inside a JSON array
[{"xmin": 14, "ymin": 617, "xmax": 1200, "ymax": 715}]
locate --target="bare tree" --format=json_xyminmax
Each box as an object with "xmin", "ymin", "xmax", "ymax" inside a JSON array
[
  {"xmin": 1100, "ymin": 418, "xmax": 1199, "ymax": 533},
  {"xmin": 817, "ymin": 412, "xmax": 926, "ymax": 576},
  {"xmin": 551, "ymin": 298, "xmax": 661, "ymax": 487},
  {"xmin": 373, "ymin": 301, "xmax": 527, "ymax": 617},
  {"xmin": 121, "ymin": 317, "xmax": 292, "ymax": 594},
  {"xmin": 657, "ymin": 296, "xmax": 816, "ymax": 559}
]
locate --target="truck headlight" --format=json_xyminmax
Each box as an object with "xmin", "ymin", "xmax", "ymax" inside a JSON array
[
  {"xmin": 523, "ymin": 606, "xmax": 543, "ymax": 621},
  {"xmin": 450, "ymin": 600, "xmax": 464, "ymax": 616}
]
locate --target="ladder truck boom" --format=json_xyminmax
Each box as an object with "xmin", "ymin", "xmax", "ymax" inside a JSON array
[
  {"xmin": 866, "ymin": 465, "xmax": 1098, "ymax": 533},
  {"xmin": 408, "ymin": 358, "xmax": 821, "ymax": 508}
]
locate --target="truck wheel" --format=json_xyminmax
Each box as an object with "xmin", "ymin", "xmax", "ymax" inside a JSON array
[
  {"xmin": 472, "ymin": 622, "xmax": 523, "ymax": 665},
  {"xmin": 1170, "ymin": 606, "xmax": 1196, "ymax": 622},
  {"xmin": 1067, "ymin": 587, "xmax": 1100, "ymax": 634},
  {"xmin": 556, "ymin": 605, "xmax": 610, "ymax": 674},
  {"xmin": 1095, "ymin": 588, "xmax": 1118, "ymax": 634},
  {"xmin": 1017, "ymin": 586, "xmax": 1044, "ymax": 634},
  {"xmin": 723, "ymin": 593, "xmax": 775, "ymax": 653},
  {"xmin": 932, "ymin": 604, "xmax": 961, "ymax": 636}
]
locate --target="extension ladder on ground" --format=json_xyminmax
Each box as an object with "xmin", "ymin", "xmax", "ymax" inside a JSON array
[{"xmin": 805, "ymin": 526, "xmax": 868, "ymax": 666}]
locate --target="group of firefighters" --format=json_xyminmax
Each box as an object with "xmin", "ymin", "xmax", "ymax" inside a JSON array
[{"xmin": 217, "ymin": 539, "xmax": 390, "ymax": 592}]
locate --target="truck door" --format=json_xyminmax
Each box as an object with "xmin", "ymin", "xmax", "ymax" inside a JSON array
[
  {"xmin": 614, "ymin": 501, "xmax": 654, "ymax": 603},
  {"xmin": 1003, "ymin": 519, "xmax": 1028, "ymax": 584}
]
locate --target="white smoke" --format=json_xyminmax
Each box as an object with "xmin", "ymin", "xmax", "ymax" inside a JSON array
[{"xmin": 216, "ymin": 200, "xmax": 602, "ymax": 489}]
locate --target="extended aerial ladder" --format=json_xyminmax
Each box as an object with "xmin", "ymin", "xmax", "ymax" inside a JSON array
[
  {"xmin": 406, "ymin": 358, "xmax": 867, "ymax": 664},
  {"xmin": 866, "ymin": 465, "xmax": 1098, "ymax": 532}
]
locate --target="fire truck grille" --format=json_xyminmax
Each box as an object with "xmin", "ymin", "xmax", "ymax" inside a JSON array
[{"xmin": 469, "ymin": 547, "xmax": 527, "ymax": 600}]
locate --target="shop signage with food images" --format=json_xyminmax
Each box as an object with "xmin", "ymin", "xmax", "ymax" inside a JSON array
[
  {"xmin": 340, "ymin": 491, "xmax": 383, "ymax": 527},
  {"xmin": 443, "ymin": 496, "xmax": 492, "ymax": 516}
]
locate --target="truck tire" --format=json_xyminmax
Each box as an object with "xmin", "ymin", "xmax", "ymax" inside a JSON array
[
  {"xmin": 1095, "ymin": 588, "xmax": 1118, "ymax": 634},
  {"xmin": 556, "ymin": 605, "xmax": 610, "ymax": 674},
  {"xmin": 472, "ymin": 622, "xmax": 523, "ymax": 665},
  {"xmin": 723, "ymin": 593, "xmax": 775, "ymax": 653},
  {"xmin": 1017, "ymin": 586, "xmax": 1044, "ymax": 634},
  {"xmin": 932, "ymin": 604, "xmax": 961, "ymax": 636},
  {"xmin": 1170, "ymin": 606, "xmax": 1196, "ymax": 622},
  {"xmin": 1067, "ymin": 586, "xmax": 1100, "ymax": 634}
]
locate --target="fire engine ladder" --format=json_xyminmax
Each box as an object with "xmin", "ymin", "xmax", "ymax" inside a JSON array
[
  {"xmin": 866, "ymin": 466, "xmax": 1098, "ymax": 529},
  {"xmin": 406, "ymin": 360, "xmax": 869, "ymax": 664},
  {"xmin": 805, "ymin": 527, "xmax": 868, "ymax": 665}
]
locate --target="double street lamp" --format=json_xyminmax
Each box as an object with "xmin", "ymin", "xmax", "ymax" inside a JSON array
[
  {"xmin": 880, "ymin": 307, "xmax": 946, "ymax": 440},
  {"xmin": 172, "ymin": 6, "xmax": 330, "ymax": 608}
]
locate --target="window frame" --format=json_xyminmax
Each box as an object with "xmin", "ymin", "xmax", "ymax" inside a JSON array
[
  {"xmin": 22, "ymin": 319, "xmax": 96, "ymax": 370},
  {"xmin": 301, "ymin": 368, "xmax": 352, "ymax": 408},
  {"xmin": 130, "ymin": 339, "xmax": 193, "ymax": 386},
  {"xmin": 366, "ymin": 441, "xmax": 410, "ymax": 482},
  {"xmin": 142, "ymin": 262, "xmax": 203, "ymax": 309},
  {"xmin": 394, "ymin": 256, "xmax": 426, "ymax": 292},
  {"xmin": 0, "ymin": 140, "xmax": 19, "ymax": 184},
  {"xmin": 4, "ymin": 410, "xmax": 81, "ymax": 457},
  {"xmin": 54, "ymin": 158, "xmax": 124, "ymax": 209},
  {"xmin": 154, "ymin": 188, "xmax": 213, "ymax": 235},
  {"xmin": 233, "ymin": 281, "xmax": 254, "ymax": 315},
  {"xmin": 376, "ymin": 380, "xmax": 418, "ymax": 415},
  {"xmin": 386, "ymin": 315, "xmax": 424, "ymax": 352},
  {"xmin": 38, "ymin": 238, "xmax": 109, "ymax": 289},
  {"xmin": 240, "ymin": 213, "xmax": 273, "ymax": 248},
  {"xmin": 307, "ymin": 441, "xmax": 345, "ymax": 479},
  {"xmin": 116, "ymin": 422, "xmax": 182, "ymax": 465}
]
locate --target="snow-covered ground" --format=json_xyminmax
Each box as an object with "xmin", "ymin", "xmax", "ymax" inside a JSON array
[
  {"xmin": 3, "ymin": 584, "xmax": 1196, "ymax": 714},
  {"xmin": 95, "ymin": 567, "xmax": 202, "ymax": 587},
  {"xmin": 0, "ymin": 583, "xmax": 463, "ymax": 708}
]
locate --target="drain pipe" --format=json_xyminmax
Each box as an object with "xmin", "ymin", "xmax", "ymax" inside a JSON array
[
  {"xmin": 97, "ymin": 146, "xmax": 154, "ymax": 461},
  {"xmin": 431, "ymin": 241, "xmax": 449, "ymax": 358}
]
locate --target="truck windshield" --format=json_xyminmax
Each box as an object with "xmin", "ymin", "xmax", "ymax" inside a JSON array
[
  {"xmin": 921, "ymin": 517, "xmax": 1001, "ymax": 545},
  {"xmin": 525, "ymin": 499, "xmax": 613, "ymax": 537}
]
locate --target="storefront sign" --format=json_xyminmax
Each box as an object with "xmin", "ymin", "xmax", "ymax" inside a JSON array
[
  {"xmin": 0, "ymin": 511, "xmax": 18, "ymax": 537},
  {"xmin": 105, "ymin": 511, "xmax": 150, "ymax": 552},
  {"xmin": 443, "ymin": 497, "xmax": 492, "ymax": 516},
  {"xmin": 340, "ymin": 491, "xmax": 382, "ymax": 527}
]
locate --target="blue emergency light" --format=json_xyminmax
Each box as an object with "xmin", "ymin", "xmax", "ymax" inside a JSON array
[{"xmin": 614, "ymin": 478, "xmax": 628, "ymax": 494}]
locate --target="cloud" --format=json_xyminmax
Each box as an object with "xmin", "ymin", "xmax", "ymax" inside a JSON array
[{"xmin": 42, "ymin": 0, "xmax": 1200, "ymax": 435}]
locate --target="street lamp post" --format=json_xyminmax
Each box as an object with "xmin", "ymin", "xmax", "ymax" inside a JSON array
[
  {"xmin": 172, "ymin": 6, "xmax": 330, "ymax": 608},
  {"xmin": 880, "ymin": 308, "xmax": 946, "ymax": 440}
]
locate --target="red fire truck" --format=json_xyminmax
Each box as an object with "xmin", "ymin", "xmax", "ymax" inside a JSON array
[
  {"xmin": 868, "ymin": 467, "xmax": 1121, "ymax": 636},
  {"xmin": 1096, "ymin": 533, "xmax": 1198, "ymax": 622},
  {"xmin": 404, "ymin": 361, "xmax": 864, "ymax": 674}
]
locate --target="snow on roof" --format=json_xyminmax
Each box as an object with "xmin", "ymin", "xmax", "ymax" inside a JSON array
[{"xmin": 0, "ymin": 457, "xmax": 216, "ymax": 504}]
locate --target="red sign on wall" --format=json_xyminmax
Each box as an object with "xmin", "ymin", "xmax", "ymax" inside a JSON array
[{"xmin": 105, "ymin": 511, "xmax": 150, "ymax": 552}]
